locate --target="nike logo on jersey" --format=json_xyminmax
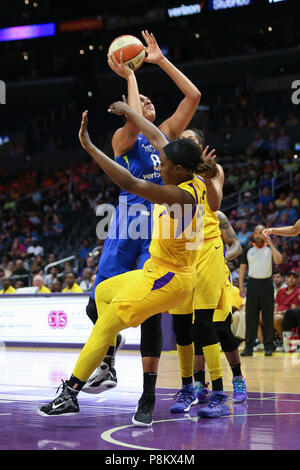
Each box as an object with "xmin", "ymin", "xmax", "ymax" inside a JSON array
[{"xmin": 215, "ymin": 246, "xmax": 221, "ymax": 249}]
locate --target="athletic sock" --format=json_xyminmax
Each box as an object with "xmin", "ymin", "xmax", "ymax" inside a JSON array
[
  {"xmin": 143, "ymin": 372, "xmax": 157, "ymax": 396},
  {"xmin": 66, "ymin": 374, "xmax": 86, "ymax": 393},
  {"xmin": 182, "ymin": 376, "xmax": 193, "ymax": 386},
  {"xmin": 193, "ymin": 370, "xmax": 205, "ymax": 386},
  {"xmin": 211, "ymin": 377, "xmax": 224, "ymax": 392},
  {"xmin": 231, "ymin": 363, "xmax": 242, "ymax": 378}
]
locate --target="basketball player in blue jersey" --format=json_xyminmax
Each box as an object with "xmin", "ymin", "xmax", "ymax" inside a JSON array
[{"xmin": 82, "ymin": 30, "xmax": 201, "ymax": 406}]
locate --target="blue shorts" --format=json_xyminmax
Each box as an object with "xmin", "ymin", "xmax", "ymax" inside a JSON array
[{"xmin": 91, "ymin": 204, "xmax": 152, "ymax": 299}]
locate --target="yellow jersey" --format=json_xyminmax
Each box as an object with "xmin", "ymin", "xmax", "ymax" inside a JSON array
[
  {"xmin": 149, "ymin": 176, "xmax": 206, "ymax": 273},
  {"xmin": 38, "ymin": 285, "xmax": 51, "ymax": 294},
  {"xmin": 195, "ymin": 175, "xmax": 221, "ymax": 241},
  {"xmin": 62, "ymin": 283, "xmax": 83, "ymax": 293},
  {"xmin": 0, "ymin": 286, "xmax": 16, "ymax": 294}
]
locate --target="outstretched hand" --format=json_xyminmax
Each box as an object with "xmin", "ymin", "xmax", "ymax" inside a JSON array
[
  {"xmin": 141, "ymin": 30, "xmax": 164, "ymax": 64},
  {"xmin": 78, "ymin": 110, "xmax": 92, "ymax": 151},
  {"xmin": 202, "ymin": 145, "xmax": 216, "ymax": 160},
  {"xmin": 108, "ymin": 96, "xmax": 130, "ymax": 116}
]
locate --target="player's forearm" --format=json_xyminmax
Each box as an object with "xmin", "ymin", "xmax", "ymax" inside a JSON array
[
  {"xmin": 126, "ymin": 73, "xmax": 143, "ymax": 117},
  {"xmin": 157, "ymin": 56, "xmax": 201, "ymax": 101},
  {"xmin": 204, "ymin": 180, "xmax": 222, "ymax": 212},
  {"xmin": 125, "ymin": 106, "xmax": 168, "ymax": 151},
  {"xmin": 270, "ymin": 225, "xmax": 300, "ymax": 237},
  {"xmin": 226, "ymin": 241, "xmax": 242, "ymax": 261}
]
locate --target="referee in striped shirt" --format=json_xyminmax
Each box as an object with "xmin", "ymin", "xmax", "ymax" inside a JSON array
[{"xmin": 239, "ymin": 225, "xmax": 283, "ymax": 356}]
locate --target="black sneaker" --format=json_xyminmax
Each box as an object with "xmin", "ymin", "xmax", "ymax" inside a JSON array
[
  {"xmin": 132, "ymin": 394, "xmax": 156, "ymax": 427},
  {"xmin": 264, "ymin": 349, "xmax": 273, "ymax": 356},
  {"xmin": 38, "ymin": 381, "xmax": 79, "ymax": 417},
  {"xmin": 241, "ymin": 349, "xmax": 253, "ymax": 357}
]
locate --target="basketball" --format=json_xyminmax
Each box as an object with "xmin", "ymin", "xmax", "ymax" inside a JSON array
[{"xmin": 108, "ymin": 35, "xmax": 146, "ymax": 71}]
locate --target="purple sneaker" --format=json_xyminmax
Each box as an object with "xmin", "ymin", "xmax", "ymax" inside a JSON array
[
  {"xmin": 197, "ymin": 392, "xmax": 233, "ymax": 418},
  {"xmin": 195, "ymin": 381, "xmax": 210, "ymax": 403},
  {"xmin": 170, "ymin": 383, "xmax": 198, "ymax": 413},
  {"xmin": 232, "ymin": 376, "xmax": 247, "ymax": 403}
]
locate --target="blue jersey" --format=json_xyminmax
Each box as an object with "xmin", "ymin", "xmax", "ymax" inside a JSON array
[
  {"xmin": 91, "ymin": 133, "xmax": 166, "ymax": 297},
  {"xmin": 115, "ymin": 133, "xmax": 163, "ymax": 207}
]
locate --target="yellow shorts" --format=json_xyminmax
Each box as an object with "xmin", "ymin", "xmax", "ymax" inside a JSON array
[
  {"xmin": 95, "ymin": 258, "xmax": 196, "ymax": 327},
  {"xmin": 213, "ymin": 265, "xmax": 233, "ymax": 322},
  {"xmin": 170, "ymin": 236, "xmax": 226, "ymax": 314}
]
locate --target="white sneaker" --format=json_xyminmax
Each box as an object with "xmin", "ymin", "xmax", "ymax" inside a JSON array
[
  {"xmin": 275, "ymin": 344, "xmax": 284, "ymax": 352},
  {"xmin": 81, "ymin": 333, "xmax": 125, "ymax": 394},
  {"xmin": 253, "ymin": 343, "xmax": 264, "ymax": 352}
]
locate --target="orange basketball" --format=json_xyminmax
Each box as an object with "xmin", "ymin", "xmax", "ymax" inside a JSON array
[{"xmin": 108, "ymin": 35, "xmax": 146, "ymax": 71}]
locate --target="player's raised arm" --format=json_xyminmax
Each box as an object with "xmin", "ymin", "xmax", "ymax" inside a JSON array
[
  {"xmin": 263, "ymin": 219, "xmax": 300, "ymax": 238},
  {"xmin": 141, "ymin": 30, "xmax": 201, "ymax": 140},
  {"xmin": 107, "ymin": 52, "xmax": 143, "ymax": 156},
  {"xmin": 200, "ymin": 145, "xmax": 224, "ymax": 212}
]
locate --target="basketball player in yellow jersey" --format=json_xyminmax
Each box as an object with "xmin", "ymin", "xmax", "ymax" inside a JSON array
[
  {"xmin": 38, "ymin": 101, "xmax": 218, "ymax": 419},
  {"xmin": 170, "ymin": 128, "xmax": 233, "ymax": 418},
  {"xmin": 193, "ymin": 211, "xmax": 248, "ymax": 405}
]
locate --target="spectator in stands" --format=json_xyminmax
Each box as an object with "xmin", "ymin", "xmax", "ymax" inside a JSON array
[
  {"xmin": 52, "ymin": 280, "xmax": 63, "ymax": 293},
  {"xmin": 276, "ymin": 128, "xmax": 290, "ymax": 153},
  {"xmin": 291, "ymin": 241, "xmax": 300, "ymax": 266},
  {"xmin": 32, "ymin": 275, "xmax": 51, "ymax": 293},
  {"xmin": 274, "ymin": 251, "xmax": 293, "ymax": 275},
  {"xmin": 44, "ymin": 266, "xmax": 60, "ymax": 288},
  {"xmin": 62, "ymin": 272, "xmax": 83, "ymax": 293},
  {"xmin": 283, "ymin": 154, "xmax": 299, "ymax": 173},
  {"xmin": 279, "ymin": 198, "xmax": 298, "ymax": 225},
  {"xmin": 246, "ymin": 131, "xmax": 265, "ymax": 157},
  {"xmin": 273, "ymin": 270, "xmax": 287, "ymax": 296},
  {"xmin": 237, "ymin": 222, "xmax": 252, "ymax": 247},
  {"xmin": 79, "ymin": 268, "xmax": 93, "ymax": 292},
  {"xmin": 12, "ymin": 259, "xmax": 29, "ymax": 286},
  {"xmin": 266, "ymin": 202, "xmax": 279, "ymax": 225},
  {"xmin": 0, "ymin": 277, "xmax": 16, "ymax": 294},
  {"xmin": 80, "ymin": 240, "xmax": 93, "ymax": 260},
  {"xmin": 52, "ymin": 214, "xmax": 64, "ymax": 236},
  {"xmin": 258, "ymin": 186, "xmax": 274, "ymax": 208},
  {"xmin": 30, "ymin": 254, "xmax": 46, "ymax": 275},
  {"xmin": 10, "ymin": 237, "xmax": 25, "ymax": 258},
  {"xmin": 273, "ymin": 272, "xmax": 300, "ymax": 351},
  {"xmin": 250, "ymin": 202, "xmax": 267, "ymax": 225},
  {"xmin": 275, "ymin": 192, "xmax": 287, "ymax": 209},
  {"xmin": 287, "ymin": 191, "xmax": 299, "ymax": 207},
  {"xmin": 237, "ymin": 192, "xmax": 256, "ymax": 219},
  {"xmin": 4, "ymin": 260, "xmax": 15, "ymax": 278},
  {"xmin": 26, "ymin": 237, "xmax": 44, "ymax": 258}
]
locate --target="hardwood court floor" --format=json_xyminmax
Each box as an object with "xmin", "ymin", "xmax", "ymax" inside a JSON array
[{"xmin": 1, "ymin": 345, "xmax": 299, "ymax": 451}]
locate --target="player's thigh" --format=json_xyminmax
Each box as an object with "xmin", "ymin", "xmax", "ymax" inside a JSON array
[{"xmin": 194, "ymin": 238, "xmax": 227, "ymax": 310}]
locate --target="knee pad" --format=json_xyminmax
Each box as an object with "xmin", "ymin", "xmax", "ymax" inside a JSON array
[
  {"xmin": 86, "ymin": 297, "xmax": 98, "ymax": 325},
  {"xmin": 140, "ymin": 314, "xmax": 162, "ymax": 357}
]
